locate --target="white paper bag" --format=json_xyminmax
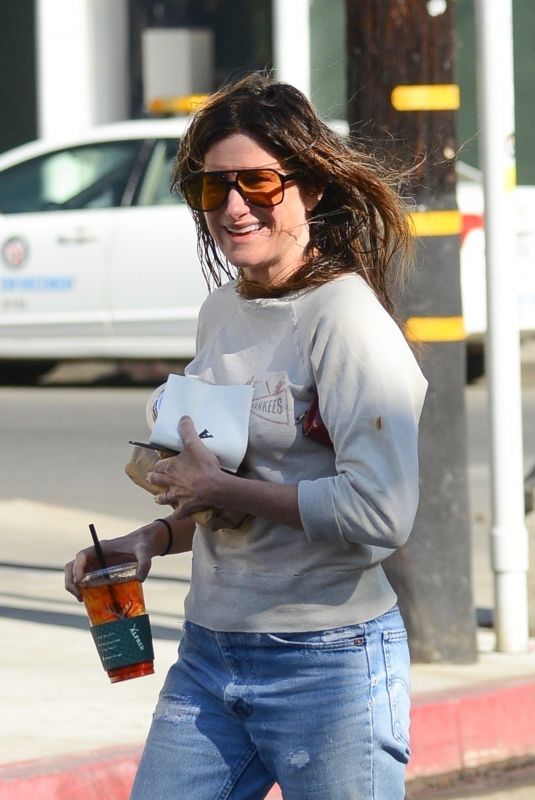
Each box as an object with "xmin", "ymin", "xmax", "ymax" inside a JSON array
[{"xmin": 149, "ymin": 375, "xmax": 254, "ymax": 472}]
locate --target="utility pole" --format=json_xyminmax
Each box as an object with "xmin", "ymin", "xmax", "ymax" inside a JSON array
[{"xmin": 346, "ymin": 0, "xmax": 477, "ymax": 662}]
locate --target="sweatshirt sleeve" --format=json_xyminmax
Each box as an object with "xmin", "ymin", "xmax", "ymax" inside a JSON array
[{"xmin": 297, "ymin": 280, "xmax": 428, "ymax": 549}]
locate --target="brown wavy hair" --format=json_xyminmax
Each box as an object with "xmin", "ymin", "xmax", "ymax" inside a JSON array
[{"xmin": 172, "ymin": 73, "xmax": 412, "ymax": 318}]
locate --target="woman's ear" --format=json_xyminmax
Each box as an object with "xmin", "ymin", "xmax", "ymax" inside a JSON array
[{"xmin": 303, "ymin": 186, "xmax": 325, "ymax": 212}]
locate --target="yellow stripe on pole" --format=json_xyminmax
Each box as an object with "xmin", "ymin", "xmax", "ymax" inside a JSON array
[
  {"xmin": 405, "ymin": 316, "xmax": 466, "ymax": 342},
  {"xmin": 408, "ymin": 210, "xmax": 462, "ymax": 237},
  {"xmin": 391, "ymin": 84, "xmax": 460, "ymax": 111}
]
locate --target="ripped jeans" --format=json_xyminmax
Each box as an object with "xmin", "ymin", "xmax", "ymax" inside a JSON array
[{"xmin": 131, "ymin": 606, "xmax": 410, "ymax": 800}]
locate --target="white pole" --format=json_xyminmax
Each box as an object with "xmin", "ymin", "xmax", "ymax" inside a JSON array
[
  {"xmin": 272, "ymin": 0, "xmax": 310, "ymax": 98},
  {"xmin": 475, "ymin": 0, "xmax": 529, "ymax": 652}
]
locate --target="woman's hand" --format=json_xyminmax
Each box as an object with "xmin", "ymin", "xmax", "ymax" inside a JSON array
[
  {"xmin": 148, "ymin": 416, "xmax": 224, "ymax": 517},
  {"xmin": 64, "ymin": 522, "xmax": 161, "ymax": 602}
]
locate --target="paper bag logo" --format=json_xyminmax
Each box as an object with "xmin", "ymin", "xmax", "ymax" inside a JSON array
[{"xmin": 250, "ymin": 373, "xmax": 291, "ymax": 425}]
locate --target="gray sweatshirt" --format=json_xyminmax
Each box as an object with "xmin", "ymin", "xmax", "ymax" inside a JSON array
[{"xmin": 184, "ymin": 274, "xmax": 428, "ymax": 632}]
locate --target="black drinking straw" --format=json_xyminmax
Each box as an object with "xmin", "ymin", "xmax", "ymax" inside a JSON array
[
  {"xmin": 89, "ymin": 523, "xmax": 107, "ymax": 570},
  {"xmin": 88, "ymin": 522, "xmax": 122, "ymax": 616}
]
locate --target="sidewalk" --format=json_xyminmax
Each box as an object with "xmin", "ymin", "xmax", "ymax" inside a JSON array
[{"xmin": 1, "ymin": 499, "xmax": 535, "ymax": 799}]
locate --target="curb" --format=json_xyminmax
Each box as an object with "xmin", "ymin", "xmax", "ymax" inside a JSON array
[
  {"xmin": 410, "ymin": 677, "xmax": 535, "ymax": 778},
  {"xmin": 0, "ymin": 747, "xmax": 141, "ymax": 800},
  {"xmin": 2, "ymin": 679, "xmax": 535, "ymax": 799},
  {"xmin": 0, "ymin": 747, "xmax": 283, "ymax": 800}
]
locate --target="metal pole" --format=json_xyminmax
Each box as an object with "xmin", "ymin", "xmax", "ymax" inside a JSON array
[
  {"xmin": 272, "ymin": 0, "xmax": 310, "ymax": 97},
  {"xmin": 475, "ymin": 0, "xmax": 529, "ymax": 653}
]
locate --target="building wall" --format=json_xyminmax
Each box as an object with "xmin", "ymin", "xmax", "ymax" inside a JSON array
[
  {"xmin": 0, "ymin": 0, "xmax": 37, "ymax": 153},
  {"xmin": 0, "ymin": 0, "xmax": 534, "ymax": 187},
  {"xmin": 310, "ymin": 0, "xmax": 346, "ymax": 120},
  {"xmin": 128, "ymin": 0, "xmax": 272, "ymax": 117},
  {"xmin": 455, "ymin": 0, "xmax": 535, "ymax": 184},
  {"xmin": 35, "ymin": 0, "xmax": 129, "ymax": 139}
]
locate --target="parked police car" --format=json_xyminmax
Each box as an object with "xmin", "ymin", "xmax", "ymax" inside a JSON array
[
  {"xmin": 1, "ymin": 117, "xmax": 534, "ymax": 380},
  {"xmin": 457, "ymin": 161, "xmax": 535, "ymax": 347},
  {"xmin": 0, "ymin": 117, "xmax": 204, "ymax": 380}
]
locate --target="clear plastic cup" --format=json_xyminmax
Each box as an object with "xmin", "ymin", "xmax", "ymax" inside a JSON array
[{"xmin": 79, "ymin": 563, "xmax": 154, "ymax": 683}]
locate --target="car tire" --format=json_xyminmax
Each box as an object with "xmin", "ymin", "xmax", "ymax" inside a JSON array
[
  {"xmin": 466, "ymin": 344, "xmax": 485, "ymax": 383},
  {"xmin": 0, "ymin": 359, "xmax": 58, "ymax": 385}
]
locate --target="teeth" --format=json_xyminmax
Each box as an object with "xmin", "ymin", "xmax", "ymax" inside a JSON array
[{"xmin": 227, "ymin": 224, "xmax": 262, "ymax": 234}]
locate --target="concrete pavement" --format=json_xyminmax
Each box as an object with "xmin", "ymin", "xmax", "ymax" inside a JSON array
[{"xmin": 1, "ymin": 498, "xmax": 535, "ymax": 799}]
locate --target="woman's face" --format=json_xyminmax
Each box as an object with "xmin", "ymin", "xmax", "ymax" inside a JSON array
[{"xmin": 202, "ymin": 132, "xmax": 317, "ymax": 287}]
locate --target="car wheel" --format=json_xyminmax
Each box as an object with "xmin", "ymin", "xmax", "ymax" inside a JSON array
[
  {"xmin": 0, "ymin": 360, "xmax": 58, "ymax": 385},
  {"xmin": 466, "ymin": 344, "xmax": 485, "ymax": 383}
]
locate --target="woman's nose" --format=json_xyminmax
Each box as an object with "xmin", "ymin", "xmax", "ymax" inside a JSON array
[{"xmin": 225, "ymin": 185, "xmax": 250, "ymax": 215}]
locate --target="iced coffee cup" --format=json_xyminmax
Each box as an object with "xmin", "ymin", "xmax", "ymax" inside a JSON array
[{"xmin": 79, "ymin": 563, "xmax": 154, "ymax": 684}]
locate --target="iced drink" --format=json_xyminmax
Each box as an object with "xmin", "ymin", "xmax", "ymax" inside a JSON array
[{"xmin": 79, "ymin": 563, "xmax": 154, "ymax": 683}]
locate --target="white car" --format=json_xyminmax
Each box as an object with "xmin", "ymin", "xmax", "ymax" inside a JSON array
[
  {"xmin": 0, "ymin": 117, "xmax": 206, "ymax": 380},
  {"xmin": 1, "ymin": 117, "xmax": 534, "ymax": 380},
  {"xmin": 457, "ymin": 161, "xmax": 535, "ymax": 345}
]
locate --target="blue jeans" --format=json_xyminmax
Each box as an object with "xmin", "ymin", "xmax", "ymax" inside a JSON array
[{"xmin": 131, "ymin": 606, "xmax": 410, "ymax": 800}]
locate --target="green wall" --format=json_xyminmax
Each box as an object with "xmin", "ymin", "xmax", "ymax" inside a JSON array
[
  {"xmin": 0, "ymin": 0, "xmax": 37, "ymax": 154},
  {"xmin": 2, "ymin": 0, "xmax": 534, "ymax": 186},
  {"xmin": 451, "ymin": 0, "xmax": 535, "ymax": 184},
  {"xmin": 310, "ymin": 0, "xmax": 346, "ymax": 121}
]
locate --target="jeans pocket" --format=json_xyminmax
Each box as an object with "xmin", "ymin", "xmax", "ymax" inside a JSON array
[
  {"xmin": 265, "ymin": 626, "xmax": 366, "ymax": 650},
  {"xmin": 382, "ymin": 629, "xmax": 411, "ymax": 750}
]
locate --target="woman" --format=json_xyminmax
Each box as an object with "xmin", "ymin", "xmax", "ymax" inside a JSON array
[{"xmin": 65, "ymin": 73, "xmax": 427, "ymax": 800}]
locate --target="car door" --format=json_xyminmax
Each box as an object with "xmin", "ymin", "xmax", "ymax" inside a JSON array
[
  {"xmin": 108, "ymin": 138, "xmax": 209, "ymax": 359},
  {"xmin": 0, "ymin": 140, "xmax": 145, "ymax": 353}
]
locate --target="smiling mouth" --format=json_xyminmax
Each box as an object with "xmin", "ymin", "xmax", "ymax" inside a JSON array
[{"xmin": 225, "ymin": 223, "xmax": 264, "ymax": 236}]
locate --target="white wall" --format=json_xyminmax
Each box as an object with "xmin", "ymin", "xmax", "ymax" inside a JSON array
[
  {"xmin": 142, "ymin": 28, "xmax": 214, "ymax": 107},
  {"xmin": 36, "ymin": 0, "xmax": 129, "ymax": 139},
  {"xmin": 272, "ymin": 0, "xmax": 310, "ymax": 98}
]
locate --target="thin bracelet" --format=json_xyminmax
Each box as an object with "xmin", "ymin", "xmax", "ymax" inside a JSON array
[{"xmin": 155, "ymin": 518, "xmax": 173, "ymax": 556}]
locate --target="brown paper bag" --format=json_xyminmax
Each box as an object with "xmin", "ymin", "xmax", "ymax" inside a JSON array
[{"xmin": 125, "ymin": 445, "xmax": 250, "ymax": 532}]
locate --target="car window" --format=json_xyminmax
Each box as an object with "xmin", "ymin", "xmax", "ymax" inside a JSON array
[
  {"xmin": 136, "ymin": 138, "xmax": 184, "ymax": 206},
  {"xmin": 0, "ymin": 141, "xmax": 144, "ymax": 214}
]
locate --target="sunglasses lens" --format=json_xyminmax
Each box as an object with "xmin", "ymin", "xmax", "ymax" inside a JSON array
[
  {"xmin": 183, "ymin": 174, "xmax": 227, "ymax": 211},
  {"xmin": 237, "ymin": 170, "xmax": 284, "ymax": 207},
  {"xmin": 201, "ymin": 174, "xmax": 228, "ymax": 210}
]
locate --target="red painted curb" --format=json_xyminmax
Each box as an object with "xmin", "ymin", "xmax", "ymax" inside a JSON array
[
  {"xmin": 2, "ymin": 680, "xmax": 535, "ymax": 798},
  {"xmin": 0, "ymin": 747, "xmax": 283, "ymax": 800},
  {"xmin": 409, "ymin": 679, "xmax": 535, "ymax": 778},
  {"xmin": 0, "ymin": 747, "xmax": 140, "ymax": 800}
]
